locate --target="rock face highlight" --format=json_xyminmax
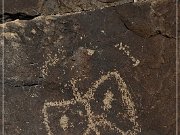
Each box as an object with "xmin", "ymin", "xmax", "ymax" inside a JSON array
[{"xmin": 0, "ymin": 0, "xmax": 177, "ymax": 135}]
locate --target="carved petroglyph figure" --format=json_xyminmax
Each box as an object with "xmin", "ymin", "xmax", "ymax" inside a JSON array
[
  {"xmin": 114, "ymin": 42, "xmax": 140, "ymax": 67},
  {"xmin": 42, "ymin": 71, "xmax": 141, "ymax": 135}
]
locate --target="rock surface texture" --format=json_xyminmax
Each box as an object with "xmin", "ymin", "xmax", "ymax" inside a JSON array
[
  {"xmin": 0, "ymin": 0, "xmax": 178, "ymax": 135},
  {"xmin": 0, "ymin": 0, "xmax": 133, "ymax": 15}
]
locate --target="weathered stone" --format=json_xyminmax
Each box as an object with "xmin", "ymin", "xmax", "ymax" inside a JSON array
[
  {"xmin": 116, "ymin": 0, "xmax": 177, "ymax": 38},
  {"xmin": 0, "ymin": 0, "xmax": 133, "ymax": 15},
  {"xmin": 0, "ymin": 0, "xmax": 177, "ymax": 135},
  {"xmin": 0, "ymin": 0, "xmax": 42, "ymax": 15}
]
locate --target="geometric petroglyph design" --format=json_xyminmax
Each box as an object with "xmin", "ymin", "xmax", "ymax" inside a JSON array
[
  {"xmin": 115, "ymin": 42, "xmax": 140, "ymax": 67},
  {"xmin": 42, "ymin": 71, "xmax": 141, "ymax": 135}
]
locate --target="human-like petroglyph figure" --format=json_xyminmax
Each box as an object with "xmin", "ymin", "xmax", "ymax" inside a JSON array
[{"xmin": 42, "ymin": 71, "xmax": 141, "ymax": 135}]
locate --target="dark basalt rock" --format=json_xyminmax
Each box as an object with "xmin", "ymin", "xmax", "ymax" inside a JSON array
[
  {"xmin": 97, "ymin": 0, "xmax": 120, "ymax": 3},
  {"xmin": 0, "ymin": 0, "xmax": 134, "ymax": 23},
  {"xmin": 116, "ymin": 0, "xmax": 177, "ymax": 38},
  {"xmin": 0, "ymin": 0, "xmax": 177, "ymax": 135},
  {"xmin": 0, "ymin": 0, "xmax": 133, "ymax": 15}
]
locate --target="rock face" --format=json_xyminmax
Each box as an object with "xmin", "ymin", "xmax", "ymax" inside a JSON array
[
  {"xmin": 0, "ymin": 0, "xmax": 133, "ymax": 15},
  {"xmin": 0, "ymin": 0, "xmax": 177, "ymax": 135}
]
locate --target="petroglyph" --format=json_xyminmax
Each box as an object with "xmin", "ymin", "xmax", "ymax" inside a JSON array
[
  {"xmin": 103, "ymin": 90, "xmax": 114, "ymax": 111},
  {"xmin": 41, "ymin": 53, "xmax": 59, "ymax": 78},
  {"xmin": 59, "ymin": 115, "xmax": 69, "ymax": 131},
  {"xmin": 42, "ymin": 71, "xmax": 141, "ymax": 135},
  {"xmin": 115, "ymin": 42, "xmax": 140, "ymax": 67},
  {"xmin": 87, "ymin": 49, "xmax": 95, "ymax": 56},
  {"xmin": 42, "ymin": 99, "xmax": 77, "ymax": 135}
]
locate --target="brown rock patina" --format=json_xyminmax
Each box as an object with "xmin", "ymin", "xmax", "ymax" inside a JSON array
[{"xmin": 0, "ymin": 0, "xmax": 177, "ymax": 135}]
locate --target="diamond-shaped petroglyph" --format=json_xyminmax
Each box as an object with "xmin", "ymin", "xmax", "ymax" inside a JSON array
[{"xmin": 42, "ymin": 71, "xmax": 141, "ymax": 135}]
